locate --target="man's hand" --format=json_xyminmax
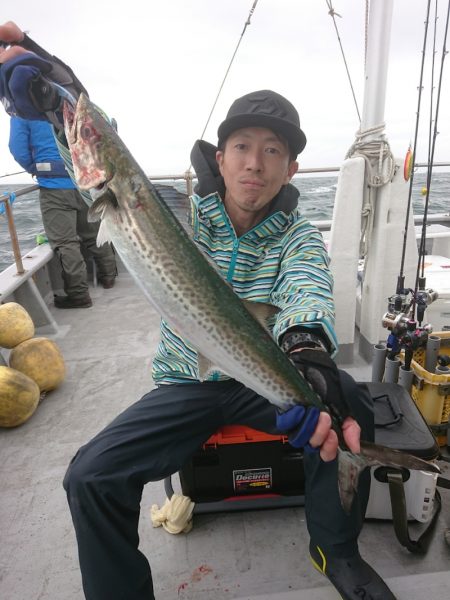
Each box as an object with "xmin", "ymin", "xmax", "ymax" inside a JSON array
[
  {"xmin": 309, "ymin": 412, "xmax": 361, "ymax": 462},
  {"xmin": 275, "ymin": 404, "xmax": 320, "ymax": 449},
  {"xmin": 0, "ymin": 21, "xmax": 24, "ymax": 46},
  {"xmin": 0, "ymin": 22, "xmax": 27, "ymax": 64},
  {"xmin": 283, "ymin": 347, "xmax": 361, "ymax": 461}
]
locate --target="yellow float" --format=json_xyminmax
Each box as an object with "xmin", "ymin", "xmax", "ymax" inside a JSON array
[
  {"xmin": 9, "ymin": 337, "xmax": 66, "ymax": 392},
  {"xmin": 0, "ymin": 302, "xmax": 35, "ymax": 349},
  {"xmin": 0, "ymin": 365, "xmax": 40, "ymax": 427}
]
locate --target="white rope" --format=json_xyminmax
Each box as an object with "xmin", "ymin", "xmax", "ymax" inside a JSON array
[{"xmin": 345, "ymin": 123, "xmax": 397, "ymax": 257}]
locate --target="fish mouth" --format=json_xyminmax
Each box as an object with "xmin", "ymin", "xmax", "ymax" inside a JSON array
[{"xmin": 63, "ymin": 100, "xmax": 76, "ymax": 141}]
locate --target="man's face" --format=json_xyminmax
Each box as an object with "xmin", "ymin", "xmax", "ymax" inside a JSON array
[{"xmin": 216, "ymin": 127, "xmax": 298, "ymax": 218}]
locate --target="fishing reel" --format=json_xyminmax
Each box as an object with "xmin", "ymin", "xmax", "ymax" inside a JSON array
[
  {"xmin": 382, "ymin": 291, "xmax": 415, "ymax": 336},
  {"xmin": 381, "ymin": 289, "xmax": 435, "ymax": 362},
  {"xmin": 382, "ymin": 287, "xmax": 438, "ymax": 334}
]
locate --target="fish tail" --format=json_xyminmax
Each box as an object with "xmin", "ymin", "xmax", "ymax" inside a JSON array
[
  {"xmin": 337, "ymin": 441, "xmax": 440, "ymax": 514},
  {"xmin": 337, "ymin": 448, "xmax": 368, "ymax": 514}
]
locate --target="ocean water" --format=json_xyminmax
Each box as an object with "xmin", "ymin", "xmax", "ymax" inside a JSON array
[{"xmin": 1, "ymin": 172, "xmax": 449, "ymax": 272}]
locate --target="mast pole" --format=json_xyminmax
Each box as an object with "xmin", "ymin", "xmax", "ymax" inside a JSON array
[
  {"xmin": 360, "ymin": 0, "xmax": 393, "ymax": 136},
  {"xmin": 357, "ymin": 0, "xmax": 418, "ymax": 360},
  {"xmin": 330, "ymin": 0, "xmax": 418, "ymax": 362}
]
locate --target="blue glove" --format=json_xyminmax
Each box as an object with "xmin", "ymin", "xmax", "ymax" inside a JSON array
[
  {"xmin": 276, "ymin": 404, "xmax": 320, "ymax": 450},
  {"xmin": 0, "ymin": 53, "xmax": 53, "ymax": 119},
  {"xmin": 0, "ymin": 192, "xmax": 16, "ymax": 215}
]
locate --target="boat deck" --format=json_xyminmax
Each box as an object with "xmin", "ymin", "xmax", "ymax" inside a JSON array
[{"xmin": 1, "ymin": 271, "xmax": 449, "ymax": 600}]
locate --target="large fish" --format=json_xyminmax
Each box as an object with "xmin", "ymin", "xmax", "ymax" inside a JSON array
[{"xmin": 63, "ymin": 94, "xmax": 440, "ymax": 513}]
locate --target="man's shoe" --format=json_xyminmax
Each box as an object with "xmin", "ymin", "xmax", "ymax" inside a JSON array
[
  {"xmin": 309, "ymin": 542, "xmax": 396, "ymax": 600},
  {"xmin": 54, "ymin": 294, "xmax": 93, "ymax": 309},
  {"xmin": 99, "ymin": 277, "xmax": 116, "ymax": 289}
]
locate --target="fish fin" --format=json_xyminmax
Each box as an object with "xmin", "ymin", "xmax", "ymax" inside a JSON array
[
  {"xmin": 242, "ymin": 300, "xmax": 280, "ymax": 332},
  {"xmin": 153, "ymin": 183, "xmax": 190, "ymax": 232},
  {"xmin": 87, "ymin": 187, "xmax": 118, "ymax": 223},
  {"xmin": 359, "ymin": 440, "xmax": 440, "ymax": 474},
  {"xmin": 197, "ymin": 352, "xmax": 221, "ymax": 381},
  {"xmin": 96, "ymin": 219, "xmax": 113, "ymax": 247}
]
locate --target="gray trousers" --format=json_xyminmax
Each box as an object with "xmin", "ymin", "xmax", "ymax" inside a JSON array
[
  {"xmin": 39, "ymin": 187, "xmax": 116, "ymax": 297},
  {"xmin": 64, "ymin": 372, "xmax": 373, "ymax": 600}
]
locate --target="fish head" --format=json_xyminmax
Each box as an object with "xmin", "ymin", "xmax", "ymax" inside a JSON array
[{"xmin": 63, "ymin": 93, "xmax": 115, "ymax": 191}]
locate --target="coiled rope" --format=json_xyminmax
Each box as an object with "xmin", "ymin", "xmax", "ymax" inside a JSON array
[{"xmin": 345, "ymin": 123, "xmax": 396, "ymax": 258}]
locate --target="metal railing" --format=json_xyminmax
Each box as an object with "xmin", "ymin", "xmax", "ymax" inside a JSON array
[
  {"xmin": 0, "ymin": 185, "xmax": 39, "ymax": 274},
  {"xmin": 1, "ymin": 160, "xmax": 450, "ymax": 275},
  {"xmin": 146, "ymin": 161, "xmax": 450, "ymax": 192}
]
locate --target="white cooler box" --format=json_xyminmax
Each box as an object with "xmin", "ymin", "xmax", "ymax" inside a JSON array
[{"xmin": 364, "ymin": 382, "xmax": 440, "ymax": 523}]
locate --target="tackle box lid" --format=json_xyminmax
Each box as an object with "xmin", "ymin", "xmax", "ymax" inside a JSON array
[
  {"xmin": 365, "ymin": 382, "xmax": 440, "ymax": 459},
  {"xmin": 204, "ymin": 425, "xmax": 287, "ymax": 448}
]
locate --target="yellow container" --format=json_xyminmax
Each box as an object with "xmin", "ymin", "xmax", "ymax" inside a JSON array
[{"xmin": 404, "ymin": 331, "xmax": 450, "ymax": 445}]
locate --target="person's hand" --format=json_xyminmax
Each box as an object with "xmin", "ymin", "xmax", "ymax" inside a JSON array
[
  {"xmin": 0, "ymin": 21, "xmax": 24, "ymax": 46},
  {"xmin": 308, "ymin": 412, "xmax": 361, "ymax": 462},
  {"xmin": 276, "ymin": 404, "xmax": 320, "ymax": 449},
  {"xmin": 288, "ymin": 348, "xmax": 360, "ymax": 461},
  {"xmin": 0, "ymin": 22, "xmax": 27, "ymax": 64},
  {"xmin": 290, "ymin": 348, "xmax": 351, "ymax": 423}
]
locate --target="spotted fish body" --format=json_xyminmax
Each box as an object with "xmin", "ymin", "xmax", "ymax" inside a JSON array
[{"xmin": 63, "ymin": 94, "xmax": 440, "ymax": 513}]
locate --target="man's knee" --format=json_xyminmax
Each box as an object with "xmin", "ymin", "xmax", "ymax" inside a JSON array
[{"xmin": 63, "ymin": 447, "xmax": 98, "ymax": 496}]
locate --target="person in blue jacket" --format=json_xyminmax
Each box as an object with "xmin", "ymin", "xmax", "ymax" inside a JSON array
[{"xmin": 8, "ymin": 116, "xmax": 117, "ymax": 308}]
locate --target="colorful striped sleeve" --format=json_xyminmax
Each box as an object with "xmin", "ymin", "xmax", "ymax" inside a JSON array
[{"xmin": 270, "ymin": 214, "xmax": 338, "ymax": 355}]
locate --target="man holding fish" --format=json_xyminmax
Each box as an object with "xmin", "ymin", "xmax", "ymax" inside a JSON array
[{"xmin": 0, "ymin": 21, "xmax": 401, "ymax": 600}]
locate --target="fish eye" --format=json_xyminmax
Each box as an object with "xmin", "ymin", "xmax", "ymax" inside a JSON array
[{"xmin": 80, "ymin": 125, "xmax": 92, "ymax": 140}]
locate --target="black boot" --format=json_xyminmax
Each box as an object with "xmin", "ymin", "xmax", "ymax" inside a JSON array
[
  {"xmin": 310, "ymin": 542, "xmax": 396, "ymax": 600},
  {"xmin": 98, "ymin": 276, "xmax": 116, "ymax": 289},
  {"xmin": 54, "ymin": 294, "xmax": 93, "ymax": 309}
]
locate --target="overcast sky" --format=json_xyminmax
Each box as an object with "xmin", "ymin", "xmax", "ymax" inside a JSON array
[{"xmin": 1, "ymin": 0, "xmax": 449, "ymax": 184}]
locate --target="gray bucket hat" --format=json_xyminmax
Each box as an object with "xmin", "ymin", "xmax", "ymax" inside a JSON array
[{"xmin": 217, "ymin": 90, "xmax": 307, "ymax": 157}]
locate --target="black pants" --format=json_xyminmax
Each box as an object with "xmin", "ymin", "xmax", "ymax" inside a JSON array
[{"xmin": 63, "ymin": 371, "xmax": 373, "ymax": 600}]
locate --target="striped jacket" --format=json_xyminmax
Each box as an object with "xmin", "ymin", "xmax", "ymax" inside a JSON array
[{"xmin": 152, "ymin": 191, "xmax": 338, "ymax": 385}]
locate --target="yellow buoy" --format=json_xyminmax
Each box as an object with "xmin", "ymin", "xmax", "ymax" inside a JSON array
[
  {"xmin": 0, "ymin": 365, "xmax": 40, "ymax": 427},
  {"xmin": 0, "ymin": 302, "xmax": 35, "ymax": 349},
  {"xmin": 421, "ymin": 187, "xmax": 428, "ymax": 196},
  {"xmin": 9, "ymin": 337, "xmax": 66, "ymax": 392}
]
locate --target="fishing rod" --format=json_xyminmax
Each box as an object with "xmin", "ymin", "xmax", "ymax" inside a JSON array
[
  {"xmin": 185, "ymin": 0, "xmax": 259, "ymax": 177},
  {"xmin": 395, "ymin": 0, "xmax": 431, "ymax": 296},
  {"xmin": 382, "ymin": 0, "xmax": 449, "ymax": 370},
  {"xmin": 325, "ymin": 0, "xmax": 361, "ymax": 122},
  {"xmin": 198, "ymin": 0, "xmax": 259, "ymax": 143},
  {"xmin": 414, "ymin": 0, "xmax": 450, "ymax": 315},
  {"xmin": 0, "ymin": 169, "xmax": 27, "ymax": 179}
]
